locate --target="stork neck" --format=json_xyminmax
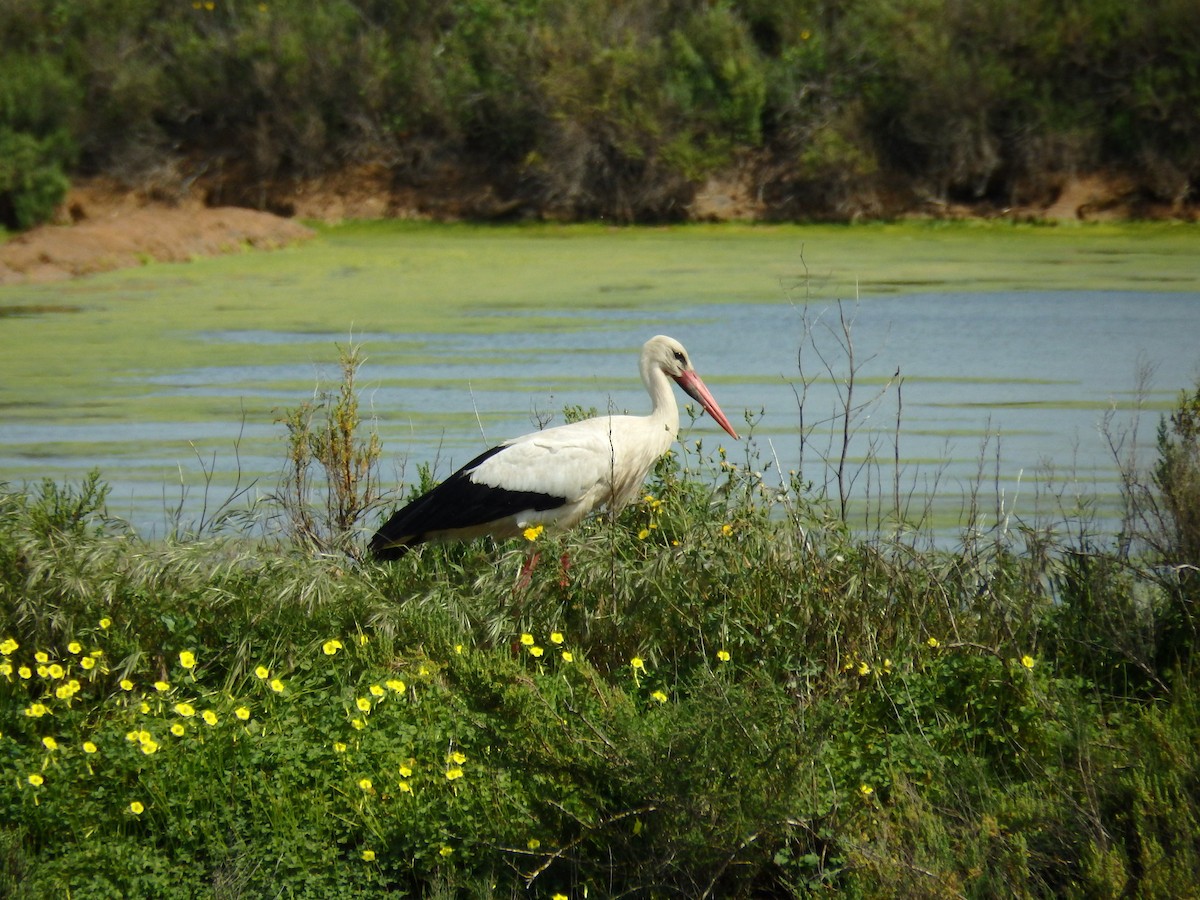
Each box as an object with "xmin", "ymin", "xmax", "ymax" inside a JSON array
[{"xmin": 641, "ymin": 358, "xmax": 680, "ymax": 437}]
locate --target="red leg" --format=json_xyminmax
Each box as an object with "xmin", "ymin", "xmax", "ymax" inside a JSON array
[{"xmin": 515, "ymin": 551, "xmax": 541, "ymax": 591}]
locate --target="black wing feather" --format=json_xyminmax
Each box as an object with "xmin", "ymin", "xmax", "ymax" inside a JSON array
[{"xmin": 369, "ymin": 445, "xmax": 566, "ymax": 560}]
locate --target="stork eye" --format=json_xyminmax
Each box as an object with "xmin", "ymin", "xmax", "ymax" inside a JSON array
[{"xmin": 672, "ymin": 350, "xmax": 687, "ymax": 365}]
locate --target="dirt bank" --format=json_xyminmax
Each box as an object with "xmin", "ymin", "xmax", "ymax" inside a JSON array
[
  {"xmin": 0, "ymin": 181, "xmax": 315, "ymax": 286},
  {"xmin": 0, "ymin": 168, "xmax": 1184, "ymax": 288}
]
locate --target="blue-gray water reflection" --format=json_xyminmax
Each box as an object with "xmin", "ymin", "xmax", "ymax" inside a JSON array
[{"xmin": 3, "ymin": 290, "xmax": 1197, "ymax": 539}]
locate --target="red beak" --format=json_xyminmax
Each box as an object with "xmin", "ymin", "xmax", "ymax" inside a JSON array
[{"xmin": 674, "ymin": 370, "xmax": 739, "ymax": 439}]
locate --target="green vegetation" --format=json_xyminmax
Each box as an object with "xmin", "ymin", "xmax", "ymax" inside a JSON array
[
  {"xmin": 2, "ymin": 356, "xmax": 1199, "ymax": 895},
  {"xmin": 3, "ymin": 219, "xmax": 1197, "ymax": 427},
  {"xmin": 275, "ymin": 343, "xmax": 383, "ymax": 559},
  {"xmin": 3, "ymin": 0, "xmax": 1198, "ymax": 226}
]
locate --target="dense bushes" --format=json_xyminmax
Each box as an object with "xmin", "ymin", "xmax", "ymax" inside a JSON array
[
  {"xmin": 1, "ymin": 382, "xmax": 1199, "ymax": 895},
  {"xmin": 2, "ymin": 0, "xmax": 1198, "ymax": 226},
  {"xmin": 0, "ymin": 52, "xmax": 78, "ymax": 229}
]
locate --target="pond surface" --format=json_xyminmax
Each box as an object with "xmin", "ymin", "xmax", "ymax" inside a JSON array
[{"xmin": 1, "ymin": 222, "xmax": 1197, "ymax": 539}]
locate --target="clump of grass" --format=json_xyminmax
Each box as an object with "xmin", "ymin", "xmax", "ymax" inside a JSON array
[{"xmin": 274, "ymin": 342, "xmax": 382, "ymax": 560}]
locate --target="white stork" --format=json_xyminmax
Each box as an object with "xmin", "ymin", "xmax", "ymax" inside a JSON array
[{"xmin": 369, "ymin": 334, "xmax": 739, "ymax": 560}]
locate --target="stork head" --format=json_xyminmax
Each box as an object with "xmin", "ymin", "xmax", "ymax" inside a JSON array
[{"xmin": 644, "ymin": 335, "xmax": 739, "ymax": 439}]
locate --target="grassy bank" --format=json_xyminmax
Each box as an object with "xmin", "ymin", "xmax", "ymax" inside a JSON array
[{"xmin": 2, "ymin": 374, "xmax": 1199, "ymax": 896}]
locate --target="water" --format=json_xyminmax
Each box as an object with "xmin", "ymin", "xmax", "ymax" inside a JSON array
[{"xmin": 5, "ymin": 287, "xmax": 1194, "ymax": 538}]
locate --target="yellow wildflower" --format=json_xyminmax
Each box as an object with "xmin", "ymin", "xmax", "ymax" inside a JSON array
[
  {"xmin": 202, "ymin": 710, "xmax": 218, "ymax": 726},
  {"xmin": 269, "ymin": 678, "xmax": 284, "ymax": 693},
  {"xmin": 561, "ymin": 651, "xmax": 574, "ymax": 663},
  {"xmin": 25, "ymin": 703, "xmax": 48, "ymax": 718},
  {"xmin": 179, "ymin": 650, "xmax": 196, "ymax": 670},
  {"xmin": 1021, "ymin": 655, "xmax": 1036, "ymax": 669},
  {"xmin": 171, "ymin": 723, "xmax": 186, "ymax": 737},
  {"xmin": 358, "ymin": 778, "xmax": 373, "ymax": 792},
  {"xmin": 68, "ymin": 642, "xmax": 82, "ymax": 655},
  {"xmin": 322, "ymin": 639, "xmax": 343, "ymax": 656},
  {"xmin": 369, "ymin": 684, "xmax": 384, "ymax": 697},
  {"xmin": 35, "ymin": 651, "xmax": 48, "ymax": 664},
  {"xmin": 235, "ymin": 706, "xmax": 251, "ymax": 721},
  {"xmin": 129, "ymin": 801, "xmax": 144, "ymax": 814},
  {"xmin": 361, "ymin": 849, "xmax": 376, "ymax": 862},
  {"xmin": 48, "ymin": 663, "xmax": 64, "ymax": 679},
  {"xmin": 398, "ymin": 781, "xmax": 413, "ymax": 794},
  {"xmin": 120, "ymin": 678, "xmax": 134, "ymax": 691},
  {"xmin": 42, "ymin": 736, "xmax": 58, "ymax": 751},
  {"xmin": 356, "ymin": 697, "xmax": 372, "ymax": 712},
  {"xmin": 80, "ymin": 656, "xmax": 96, "ymax": 671},
  {"xmin": 445, "ymin": 767, "xmax": 464, "ymax": 781},
  {"xmin": 529, "ymin": 645, "xmax": 544, "ymax": 658},
  {"xmin": 0, "ymin": 637, "xmax": 18, "ymax": 655},
  {"xmin": 398, "ymin": 764, "xmax": 412, "ymax": 778},
  {"xmin": 254, "ymin": 665, "xmax": 270, "ymax": 679},
  {"xmin": 83, "ymin": 741, "xmax": 97, "ymax": 754},
  {"xmin": 859, "ymin": 784, "xmax": 874, "ymax": 798},
  {"xmin": 439, "ymin": 846, "xmax": 454, "ymax": 858},
  {"xmin": 651, "ymin": 690, "xmax": 668, "ymax": 704},
  {"xmin": 385, "ymin": 679, "xmax": 406, "ymax": 693},
  {"xmin": 351, "ymin": 718, "xmax": 365, "ymax": 730},
  {"xmin": 523, "ymin": 524, "xmax": 544, "ymax": 542},
  {"xmin": 550, "ymin": 632, "xmax": 564, "ymax": 644},
  {"xmin": 631, "ymin": 656, "xmax": 646, "ymax": 672},
  {"xmin": 174, "ymin": 702, "xmax": 195, "ymax": 717},
  {"xmin": 721, "ymin": 523, "xmax": 734, "ymax": 537},
  {"xmin": 857, "ymin": 661, "xmax": 871, "ymax": 677},
  {"xmin": 450, "ymin": 751, "xmax": 467, "ymax": 765},
  {"xmin": 154, "ymin": 680, "xmax": 170, "ymax": 693},
  {"xmin": 637, "ymin": 528, "xmax": 651, "ymax": 540},
  {"xmin": 141, "ymin": 738, "xmax": 159, "ymax": 755},
  {"xmin": 334, "ymin": 742, "xmax": 347, "ymax": 753},
  {"xmin": 717, "ymin": 649, "xmax": 731, "ymax": 663},
  {"xmin": 18, "ymin": 666, "xmax": 31, "ymax": 679},
  {"xmin": 28, "ymin": 773, "xmax": 44, "ymax": 787},
  {"xmin": 520, "ymin": 633, "xmax": 535, "ymax": 646},
  {"xmin": 926, "ymin": 637, "xmax": 940, "ymax": 649},
  {"xmin": 99, "ymin": 618, "xmax": 111, "ymax": 629},
  {"xmin": 528, "ymin": 838, "xmax": 541, "ymax": 850}
]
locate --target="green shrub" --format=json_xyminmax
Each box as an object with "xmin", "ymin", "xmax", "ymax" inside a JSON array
[
  {"xmin": 274, "ymin": 343, "xmax": 382, "ymax": 559},
  {"xmin": 0, "ymin": 52, "xmax": 78, "ymax": 228},
  {"xmin": 1155, "ymin": 384, "xmax": 1200, "ymax": 572}
]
